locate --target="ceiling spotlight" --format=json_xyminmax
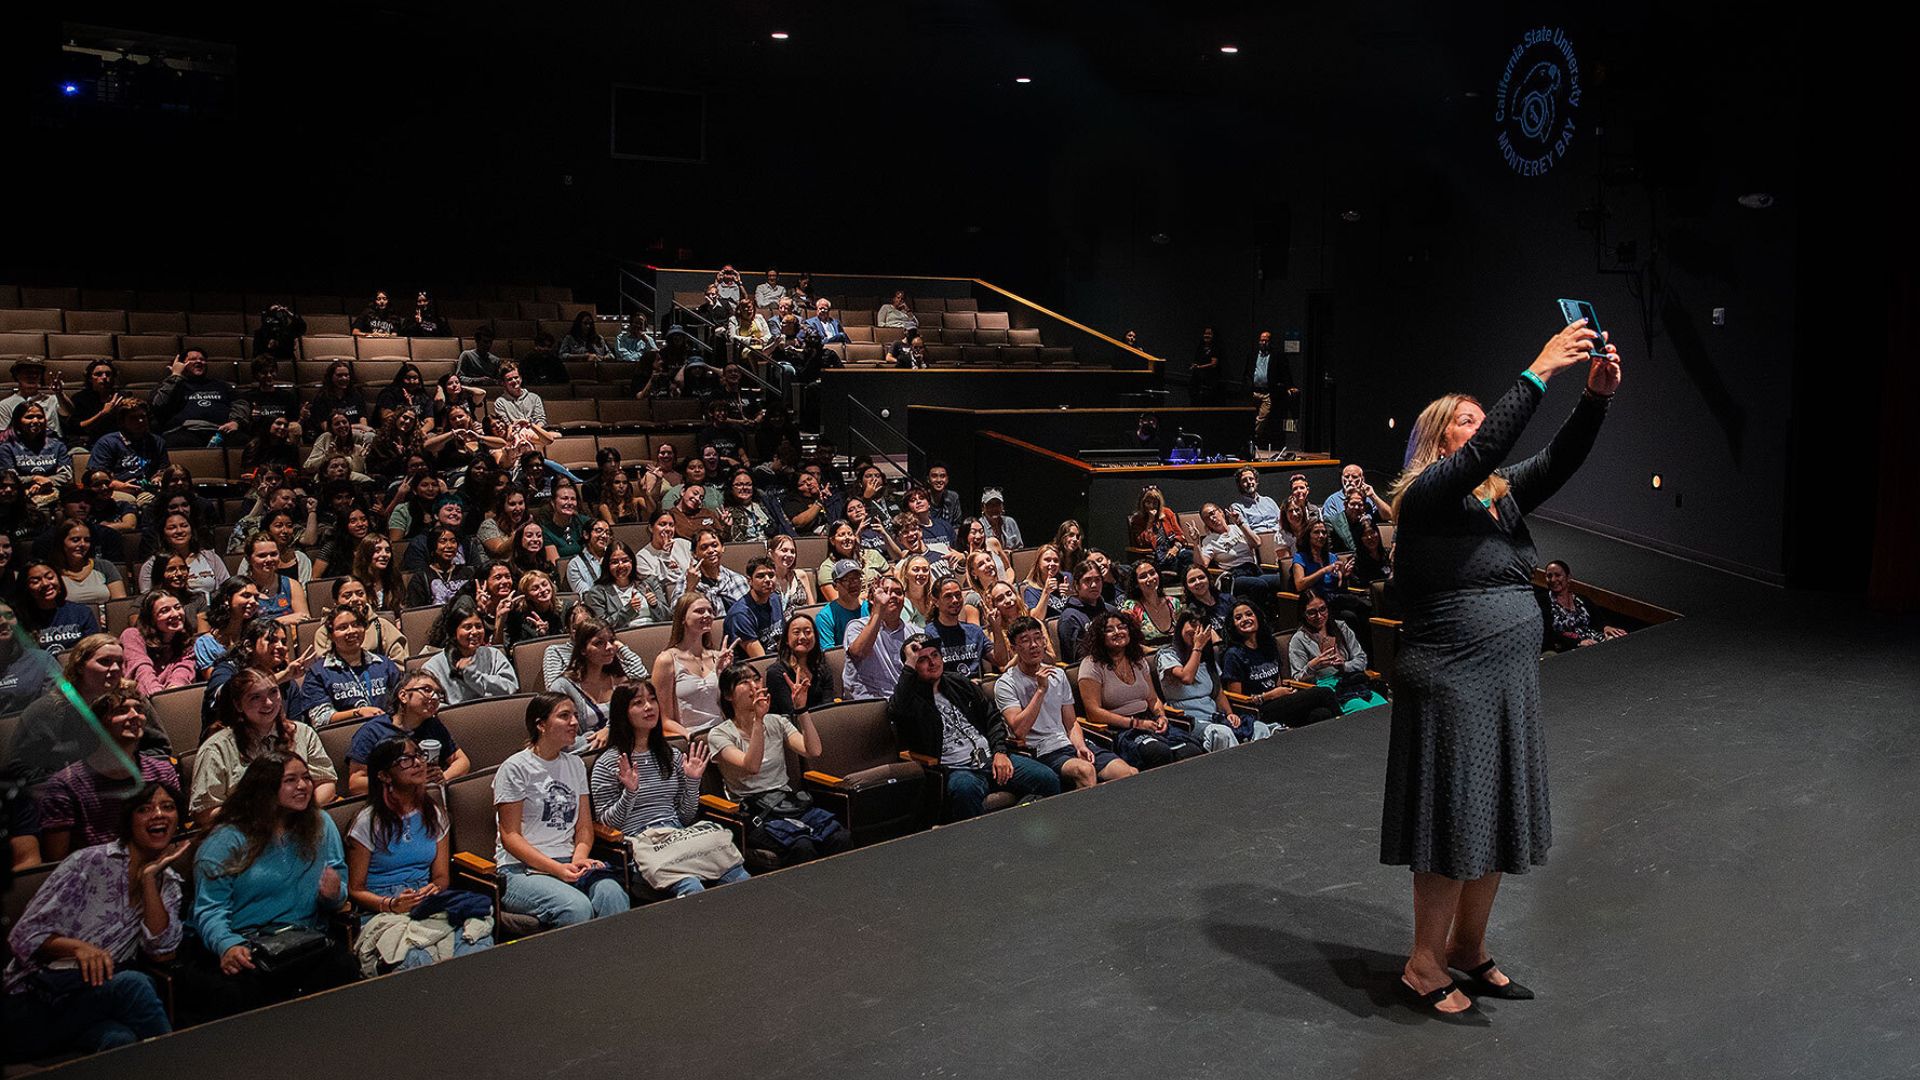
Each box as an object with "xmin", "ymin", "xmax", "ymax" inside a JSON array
[
  {"xmin": 1220, "ymin": 45, "xmax": 1240, "ymax": 54},
  {"xmin": 1736, "ymin": 193, "xmax": 1774, "ymax": 209},
  {"xmin": 1015, "ymin": 76, "xmax": 1032, "ymax": 84},
  {"xmin": 1651, "ymin": 473, "xmax": 1663, "ymax": 489},
  {"xmin": 61, "ymin": 82, "xmax": 80, "ymax": 96},
  {"xmin": 1339, "ymin": 209, "xmax": 1362, "ymax": 222},
  {"xmin": 1386, "ymin": 417, "xmax": 1396, "ymax": 429},
  {"xmin": 769, "ymin": 31, "xmax": 789, "ymax": 40}
]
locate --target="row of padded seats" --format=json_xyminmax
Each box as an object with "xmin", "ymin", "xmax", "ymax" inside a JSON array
[
  {"xmin": 836, "ymin": 343, "xmax": 1077, "ymax": 367},
  {"xmin": 672, "ymin": 292, "xmax": 982, "ymax": 317},
  {"xmin": 0, "ymin": 284, "xmax": 576, "ymax": 316},
  {"xmin": 0, "ymin": 309, "xmax": 603, "ymax": 339},
  {"xmin": 12, "ymin": 356, "xmax": 674, "ymax": 398}
]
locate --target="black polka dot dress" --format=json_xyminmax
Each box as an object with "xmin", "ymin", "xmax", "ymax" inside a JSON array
[{"xmin": 1380, "ymin": 375, "xmax": 1609, "ymax": 879}]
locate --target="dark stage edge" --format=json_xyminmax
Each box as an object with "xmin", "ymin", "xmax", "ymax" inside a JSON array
[{"xmin": 45, "ymin": 522, "xmax": 1920, "ymax": 1080}]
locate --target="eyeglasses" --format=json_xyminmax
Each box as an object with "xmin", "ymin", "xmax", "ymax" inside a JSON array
[
  {"xmin": 394, "ymin": 752, "xmax": 426, "ymax": 766},
  {"xmin": 405, "ymin": 687, "xmax": 444, "ymax": 700}
]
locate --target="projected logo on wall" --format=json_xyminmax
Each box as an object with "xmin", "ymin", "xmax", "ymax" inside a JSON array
[{"xmin": 1494, "ymin": 27, "xmax": 1582, "ymax": 177}]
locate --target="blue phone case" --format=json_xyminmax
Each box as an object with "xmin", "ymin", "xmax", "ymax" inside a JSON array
[{"xmin": 1556, "ymin": 298, "xmax": 1606, "ymax": 358}]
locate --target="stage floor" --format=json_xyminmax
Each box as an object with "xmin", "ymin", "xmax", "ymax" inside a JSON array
[{"xmin": 50, "ymin": 522, "xmax": 1920, "ymax": 1080}]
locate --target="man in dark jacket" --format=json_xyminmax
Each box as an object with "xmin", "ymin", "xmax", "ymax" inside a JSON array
[{"xmin": 886, "ymin": 633, "xmax": 1059, "ymax": 821}]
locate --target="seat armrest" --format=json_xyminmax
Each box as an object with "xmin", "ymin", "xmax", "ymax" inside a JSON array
[
  {"xmin": 592, "ymin": 823, "xmax": 626, "ymax": 843},
  {"xmin": 451, "ymin": 851, "xmax": 496, "ymax": 875},
  {"xmin": 699, "ymin": 793, "xmax": 741, "ymax": 815},
  {"xmin": 899, "ymin": 749, "xmax": 939, "ymax": 768},
  {"xmin": 1284, "ymin": 679, "xmax": 1318, "ymax": 691},
  {"xmin": 802, "ymin": 769, "xmax": 846, "ymax": 788}
]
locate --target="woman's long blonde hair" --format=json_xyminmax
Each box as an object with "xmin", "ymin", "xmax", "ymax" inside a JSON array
[{"xmin": 1390, "ymin": 394, "xmax": 1509, "ymax": 518}]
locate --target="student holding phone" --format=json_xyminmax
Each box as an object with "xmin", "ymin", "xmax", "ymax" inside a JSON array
[{"xmin": 1378, "ymin": 315, "xmax": 1621, "ymax": 1015}]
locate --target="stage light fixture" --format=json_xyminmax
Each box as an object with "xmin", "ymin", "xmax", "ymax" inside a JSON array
[
  {"xmin": 1220, "ymin": 45, "xmax": 1240, "ymax": 54},
  {"xmin": 1015, "ymin": 76, "xmax": 1032, "ymax": 84},
  {"xmin": 61, "ymin": 82, "xmax": 79, "ymax": 96},
  {"xmin": 1386, "ymin": 417, "xmax": 1396, "ymax": 429},
  {"xmin": 1651, "ymin": 473, "xmax": 1663, "ymax": 489},
  {"xmin": 769, "ymin": 31, "xmax": 789, "ymax": 40},
  {"xmin": 1736, "ymin": 193, "xmax": 1774, "ymax": 209},
  {"xmin": 1339, "ymin": 209, "xmax": 1362, "ymax": 222}
]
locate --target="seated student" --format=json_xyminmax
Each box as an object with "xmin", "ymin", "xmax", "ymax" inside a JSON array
[
  {"xmin": 1156, "ymin": 609, "xmax": 1260, "ymax": 750},
  {"xmin": 51, "ymin": 518, "xmax": 126, "ymax": 606},
  {"xmin": 557, "ymin": 311, "xmax": 612, "ymax": 359},
  {"xmin": 1055, "ymin": 561, "xmax": 1115, "ymax": 664},
  {"xmin": 1, "ymin": 403, "xmax": 71, "ymax": 511},
  {"xmin": 687, "ymin": 528, "xmax": 750, "ymax": 615},
  {"xmin": 79, "ymin": 467, "xmax": 138, "ymax": 536},
  {"xmin": 546, "ymin": 619, "xmax": 623, "ymax": 753},
  {"xmin": 926, "ymin": 576, "xmax": 990, "ymax": 677},
  {"xmin": 842, "ymin": 573, "xmax": 912, "ymax": 700},
  {"xmin": 0, "ymin": 358, "xmax": 72, "ymax": 439},
  {"xmin": 148, "ymin": 349, "xmax": 239, "ymax": 448},
  {"xmin": 2, "ymin": 782, "xmax": 188, "ymax": 1061},
  {"xmin": 583, "ymin": 540, "xmax": 666, "ymax": 630},
  {"xmin": 1288, "ymin": 592, "xmax": 1387, "ymax": 714},
  {"xmin": 402, "ymin": 497, "xmax": 481, "ymax": 572},
  {"xmin": 1217, "ymin": 600, "xmax": 1339, "ymax": 734},
  {"xmin": 6, "ymin": 635, "xmax": 168, "ymax": 785},
  {"xmin": 813, "ymin": 559, "xmax": 869, "ymax": 649},
  {"xmin": 613, "ymin": 315, "xmax": 658, "ymax": 365},
  {"xmin": 195, "ymin": 577, "xmax": 262, "ymax": 671},
  {"xmin": 541, "ymin": 600, "xmax": 647, "ymax": 689},
  {"xmin": 139, "ymin": 508, "xmax": 230, "ymax": 595},
  {"xmin": 493, "ymin": 694, "xmax": 631, "ymax": 929},
  {"xmin": 1077, "ymin": 609, "xmax": 1204, "ymax": 769},
  {"xmin": 724, "ymin": 556, "xmax": 785, "ymax": 661},
  {"xmin": 200, "ymin": 617, "xmax": 313, "ymax": 735},
  {"xmin": 239, "ymin": 533, "xmax": 307, "ymax": 626},
  {"xmin": 1540, "ymin": 559, "xmax": 1627, "ymax": 651},
  {"xmin": 817, "ymin": 519, "xmax": 888, "ymax": 600},
  {"xmin": 86, "ymin": 400, "xmax": 169, "ymax": 504},
  {"xmin": 18, "ymin": 560, "xmax": 101, "ymax": 663},
  {"xmin": 590, "ymin": 681, "xmax": 749, "ymax": 897},
  {"xmin": 900, "ymin": 486, "xmax": 956, "ymax": 547},
  {"xmin": 457, "ymin": 327, "xmax": 504, "ymax": 384},
  {"xmin": 186, "ymin": 752, "xmax": 355, "ymax": 1021},
  {"xmin": 706, "ymin": 664, "xmax": 849, "ymax": 867},
  {"xmin": 887, "ymin": 622, "xmax": 1059, "ymax": 814},
  {"xmin": 311, "ymin": 578, "xmax": 409, "ymax": 661},
  {"xmin": 503, "ymin": 569, "xmax": 571, "ymax": 644},
  {"xmin": 1129, "ymin": 485, "xmax": 1193, "ymax": 577},
  {"xmin": 990, "ymin": 619, "xmax": 1134, "ymax": 791},
  {"xmin": 231, "ymin": 356, "xmax": 302, "ymax": 442},
  {"xmin": 421, "ymin": 596, "xmax": 519, "ymax": 706},
  {"xmin": 353, "ymin": 290, "xmax": 400, "ymax": 337},
  {"xmin": 1277, "ymin": 472, "xmax": 1322, "ymax": 546},
  {"xmin": 1118, "ymin": 558, "xmax": 1181, "ymax": 649},
  {"xmin": 35, "ymin": 685, "xmax": 182, "ymax": 860},
  {"xmin": 119, "ymin": 590, "xmax": 198, "ymax": 695},
  {"xmin": 345, "ymin": 737, "xmax": 493, "ymax": 973},
  {"xmin": 342, "ymin": 669, "xmax": 471, "ymax": 797},
  {"xmin": 292, "ymin": 605, "xmax": 404, "ymax": 729},
  {"xmin": 0, "ymin": 599, "xmax": 55, "ymax": 717},
  {"xmin": 1290, "ymin": 519, "xmax": 1371, "ymax": 644},
  {"xmin": 1190, "ymin": 502, "xmax": 1291, "ymax": 605},
  {"xmin": 563, "ymin": 518, "xmax": 612, "ymax": 594},
  {"xmin": 192, "ymin": 667, "xmax": 339, "ymax": 826}
]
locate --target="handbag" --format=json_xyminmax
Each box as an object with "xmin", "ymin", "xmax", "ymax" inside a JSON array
[
  {"xmin": 624, "ymin": 820, "xmax": 744, "ymax": 890},
  {"xmin": 243, "ymin": 925, "xmax": 332, "ymax": 974},
  {"xmin": 741, "ymin": 787, "xmax": 813, "ymax": 825}
]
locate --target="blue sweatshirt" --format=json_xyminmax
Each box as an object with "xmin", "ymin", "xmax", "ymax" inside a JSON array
[
  {"xmin": 291, "ymin": 652, "xmax": 402, "ymax": 727},
  {"xmin": 192, "ymin": 817, "xmax": 346, "ymax": 955}
]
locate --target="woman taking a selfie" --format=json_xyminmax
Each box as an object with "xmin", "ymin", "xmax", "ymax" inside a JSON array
[{"xmin": 1379, "ymin": 320, "xmax": 1619, "ymax": 1014}]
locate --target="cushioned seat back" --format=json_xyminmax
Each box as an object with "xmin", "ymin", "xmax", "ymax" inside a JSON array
[{"xmin": 440, "ymin": 693, "xmax": 537, "ymax": 774}]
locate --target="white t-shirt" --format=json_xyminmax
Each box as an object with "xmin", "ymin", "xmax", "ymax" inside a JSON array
[
  {"xmin": 1199, "ymin": 528, "xmax": 1256, "ymax": 570},
  {"xmin": 992, "ymin": 665, "xmax": 1074, "ymax": 756},
  {"xmin": 841, "ymin": 616, "xmax": 909, "ymax": 699},
  {"xmin": 492, "ymin": 748, "xmax": 588, "ymax": 868}
]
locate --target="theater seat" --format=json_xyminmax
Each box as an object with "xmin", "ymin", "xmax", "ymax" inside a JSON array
[
  {"xmin": 21, "ymin": 286, "xmax": 79, "ymax": 309},
  {"xmin": 792, "ymin": 699, "xmax": 926, "ymax": 845},
  {"xmin": 974, "ymin": 329, "xmax": 1009, "ymax": 346},
  {"xmin": 181, "ymin": 335, "xmax": 245, "ymax": 362},
  {"xmin": 959, "ymin": 346, "xmax": 1001, "ymax": 367},
  {"xmin": 46, "ymin": 334, "xmax": 112, "ymax": 361},
  {"xmin": 445, "ymin": 769, "xmax": 545, "ymax": 941},
  {"xmin": 947, "ymin": 297, "xmax": 979, "ymax": 312},
  {"xmin": 0, "ymin": 333, "xmax": 46, "ymax": 359},
  {"xmin": 0, "ymin": 309, "xmax": 62, "ymax": 333},
  {"xmin": 519, "ymin": 301, "xmax": 560, "ymax": 322},
  {"xmin": 80, "ymin": 289, "xmax": 136, "ymax": 311},
  {"xmin": 127, "ymin": 311, "xmax": 189, "ymax": 334},
  {"xmin": 925, "ymin": 345, "xmax": 962, "ymax": 367},
  {"xmin": 976, "ymin": 311, "xmax": 1011, "ymax": 331},
  {"xmin": 304, "ymin": 313, "xmax": 353, "ymax": 335},
  {"xmin": 118, "ymin": 333, "xmax": 181, "ymax": 361},
  {"xmin": 847, "ymin": 343, "xmax": 885, "ymax": 364},
  {"xmin": 439, "ymin": 693, "xmax": 540, "ymax": 773},
  {"xmin": 301, "ymin": 335, "xmax": 356, "ymax": 363},
  {"xmin": 187, "ymin": 312, "xmax": 244, "ymax": 334},
  {"xmin": 63, "ymin": 310, "xmax": 127, "ymax": 334},
  {"xmin": 941, "ymin": 311, "xmax": 976, "ymax": 331},
  {"xmin": 1039, "ymin": 347, "xmax": 1078, "ymax": 367},
  {"xmin": 356, "ymin": 338, "xmax": 411, "ymax": 362},
  {"xmin": 1007, "ymin": 328, "xmax": 1042, "ymax": 346},
  {"xmin": 1000, "ymin": 345, "xmax": 1041, "ymax": 366},
  {"xmin": 917, "ymin": 298, "xmax": 947, "ymax": 314}
]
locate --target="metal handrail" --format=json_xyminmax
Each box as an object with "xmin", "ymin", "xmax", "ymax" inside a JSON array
[
  {"xmin": 845, "ymin": 394, "xmax": 929, "ymax": 463},
  {"xmin": 615, "ymin": 267, "xmax": 656, "ymax": 322}
]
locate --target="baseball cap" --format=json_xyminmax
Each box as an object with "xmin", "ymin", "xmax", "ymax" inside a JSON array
[
  {"xmin": 980, "ymin": 487, "xmax": 1005, "ymax": 507},
  {"xmin": 831, "ymin": 558, "xmax": 863, "ymax": 581},
  {"xmin": 10, "ymin": 358, "xmax": 47, "ymax": 377}
]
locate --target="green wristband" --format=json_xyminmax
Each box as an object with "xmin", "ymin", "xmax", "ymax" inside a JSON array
[{"xmin": 1521, "ymin": 370, "xmax": 1547, "ymax": 393}]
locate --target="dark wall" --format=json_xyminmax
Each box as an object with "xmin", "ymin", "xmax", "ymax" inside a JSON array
[{"xmin": 8, "ymin": 3, "xmax": 1886, "ymax": 585}]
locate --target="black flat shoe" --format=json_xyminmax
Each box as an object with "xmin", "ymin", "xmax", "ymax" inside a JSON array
[
  {"xmin": 1455, "ymin": 958, "xmax": 1534, "ymax": 1000},
  {"xmin": 1401, "ymin": 977, "xmax": 1475, "ymax": 1015}
]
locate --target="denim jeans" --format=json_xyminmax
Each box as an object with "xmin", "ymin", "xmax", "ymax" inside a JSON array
[
  {"xmin": 667, "ymin": 865, "xmax": 752, "ymax": 897},
  {"xmin": 499, "ymin": 866, "xmax": 630, "ymax": 927},
  {"xmin": 4, "ymin": 970, "xmax": 170, "ymax": 1060},
  {"xmin": 943, "ymin": 754, "xmax": 1061, "ymax": 820}
]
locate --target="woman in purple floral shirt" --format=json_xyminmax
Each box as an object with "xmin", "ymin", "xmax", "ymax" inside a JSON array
[{"xmin": 4, "ymin": 781, "xmax": 188, "ymax": 1060}]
